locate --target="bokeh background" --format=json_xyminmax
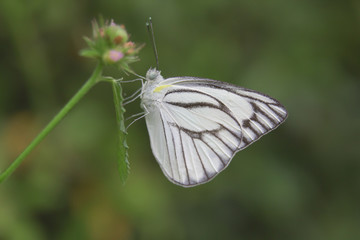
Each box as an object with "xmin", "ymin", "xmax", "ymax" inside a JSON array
[{"xmin": 1, "ymin": 0, "xmax": 359, "ymax": 239}]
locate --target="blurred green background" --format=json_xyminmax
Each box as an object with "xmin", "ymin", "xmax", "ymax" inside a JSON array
[{"xmin": 1, "ymin": 0, "xmax": 359, "ymax": 239}]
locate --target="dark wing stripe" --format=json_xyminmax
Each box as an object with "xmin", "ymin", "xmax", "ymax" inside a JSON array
[
  {"xmin": 251, "ymin": 102, "xmax": 277, "ymax": 125},
  {"xmin": 178, "ymin": 127, "xmax": 190, "ymax": 185},
  {"xmin": 164, "ymin": 88, "xmax": 212, "ymax": 97},
  {"xmin": 178, "ymin": 81, "xmax": 283, "ymax": 107},
  {"xmin": 203, "ymin": 133, "xmax": 232, "ymax": 159},
  {"xmin": 203, "ymin": 135, "xmax": 232, "ymax": 164},
  {"xmin": 219, "ymin": 124, "xmax": 242, "ymax": 142},
  {"xmin": 258, "ymin": 103, "xmax": 281, "ymax": 122},
  {"xmin": 169, "ymin": 125, "xmax": 181, "ymax": 182},
  {"xmin": 254, "ymin": 112, "xmax": 273, "ymax": 129},
  {"xmin": 163, "ymin": 89, "xmax": 220, "ymax": 107},
  {"xmin": 166, "ymin": 101, "xmax": 219, "ymax": 110},
  {"xmin": 159, "ymin": 112, "xmax": 175, "ymax": 178},
  {"xmin": 185, "ymin": 132, "xmax": 201, "ymax": 183},
  {"xmin": 250, "ymin": 114, "xmax": 268, "ymax": 131},
  {"xmin": 249, "ymin": 119, "xmax": 266, "ymax": 134},
  {"xmin": 241, "ymin": 135, "xmax": 250, "ymax": 145},
  {"xmin": 214, "ymin": 132, "xmax": 236, "ymax": 152},
  {"xmin": 194, "ymin": 139, "xmax": 219, "ymax": 174},
  {"xmin": 165, "ymin": 88, "xmax": 231, "ymax": 114},
  {"xmin": 199, "ymin": 138, "xmax": 226, "ymax": 167},
  {"xmin": 192, "ymin": 139, "xmax": 210, "ymax": 180},
  {"xmin": 216, "ymin": 129, "xmax": 241, "ymax": 150},
  {"xmin": 268, "ymin": 104, "xmax": 287, "ymax": 118},
  {"xmin": 242, "ymin": 119, "xmax": 261, "ymax": 138},
  {"xmin": 236, "ymin": 91, "xmax": 279, "ymax": 105}
]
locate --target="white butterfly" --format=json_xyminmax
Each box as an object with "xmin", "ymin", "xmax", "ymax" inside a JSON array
[{"xmin": 140, "ymin": 68, "xmax": 288, "ymax": 187}]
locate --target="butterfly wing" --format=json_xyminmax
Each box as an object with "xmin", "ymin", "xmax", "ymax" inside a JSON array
[
  {"xmin": 166, "ymin": 77, "xmax": 289, "ymax": 149},
  {"xmin": 144, "ymin": 77, "xmax": 287, "ymax": 187}
]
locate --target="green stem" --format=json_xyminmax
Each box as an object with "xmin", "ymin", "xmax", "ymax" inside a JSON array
[{"xmin": 0, "ymin": 63, "xmax": 103, "ymax": 183}]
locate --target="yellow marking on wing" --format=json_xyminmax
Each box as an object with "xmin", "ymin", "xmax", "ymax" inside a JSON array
[{"xmin": 154, "ymin": 85, "xmax": 172, "ymax": 93}]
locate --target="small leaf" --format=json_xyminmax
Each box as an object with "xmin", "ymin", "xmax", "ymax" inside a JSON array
[
  {"xmin": 111, "ymin": 80, "xmax": 130, "ymax": 184},
  {"xmin": 83, "ymin": 36, "xmax": 95, "ymax": 47},
  {"xmin": 79, "ymin": 49, "xmax": 100, "ymax": 58}
]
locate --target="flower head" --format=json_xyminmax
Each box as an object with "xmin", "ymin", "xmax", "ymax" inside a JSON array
[{"xmin": 81, "ymin": 18, "xmax": 143, "ymax": 72}]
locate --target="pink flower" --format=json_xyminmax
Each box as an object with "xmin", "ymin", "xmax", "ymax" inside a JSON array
[{"xmin": 108, "ymin": 50, "xmax": 124, "ymax": 62}]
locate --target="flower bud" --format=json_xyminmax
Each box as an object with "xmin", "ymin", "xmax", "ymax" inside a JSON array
[
  {"xmin": 124, "ymin": 41, "xmax": 136, "ymax": 54},
  {"xmin": 106, "ymin": 21, "xmax": 129, "ymax": 45}
]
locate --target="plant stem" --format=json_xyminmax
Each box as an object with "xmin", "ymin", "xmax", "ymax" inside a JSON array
[{"xmin": 0, "ymin": 63, "xmax": 103, "ymax": 183}]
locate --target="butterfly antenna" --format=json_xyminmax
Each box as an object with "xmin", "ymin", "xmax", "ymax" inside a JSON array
[{"xmin": 146, "ymin": 17, "xmax": 159, "ymax": 70}]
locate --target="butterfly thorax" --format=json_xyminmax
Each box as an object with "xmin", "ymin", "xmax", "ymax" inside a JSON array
[{"xmin": 141, "ymin": 68, "xmax": 171, "ymax": 111}]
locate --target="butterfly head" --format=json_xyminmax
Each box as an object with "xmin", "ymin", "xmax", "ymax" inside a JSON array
[{"xmin": 146, "ymin": 68, "xmax": 162, "ymax": 81}]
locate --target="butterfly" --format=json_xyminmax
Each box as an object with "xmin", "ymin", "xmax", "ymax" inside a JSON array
[{"xmin": 140, "ymin": 68, "xmax": 288, "ymax": 187}]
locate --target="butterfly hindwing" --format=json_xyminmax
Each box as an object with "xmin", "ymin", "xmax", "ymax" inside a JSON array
[{"xmin": 161, "ymin": 87, "xmax": 243, "ymax": 186}]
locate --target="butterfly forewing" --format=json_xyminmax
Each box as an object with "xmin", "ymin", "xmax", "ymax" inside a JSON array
[
  {"xmin": 166, "ymin": 77, "xmax": 288, "ymax": 149},
  {"xmin": 142, "ymin": 73, "xmax": 287, "ymax": 187}
]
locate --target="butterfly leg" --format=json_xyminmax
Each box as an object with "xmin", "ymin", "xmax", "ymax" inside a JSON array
[
  {"xmin": 125, "ymin": 105, "xmax": 149, "ymax": 130},
  {"xmin": 123, "ymin": 87, "xmax": 143, "ymax": 105}
]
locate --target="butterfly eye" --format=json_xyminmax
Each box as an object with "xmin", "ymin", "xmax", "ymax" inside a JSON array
[{"xmin": 148, "ymin": 72, "xmax": 158, "ymax": 80}]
